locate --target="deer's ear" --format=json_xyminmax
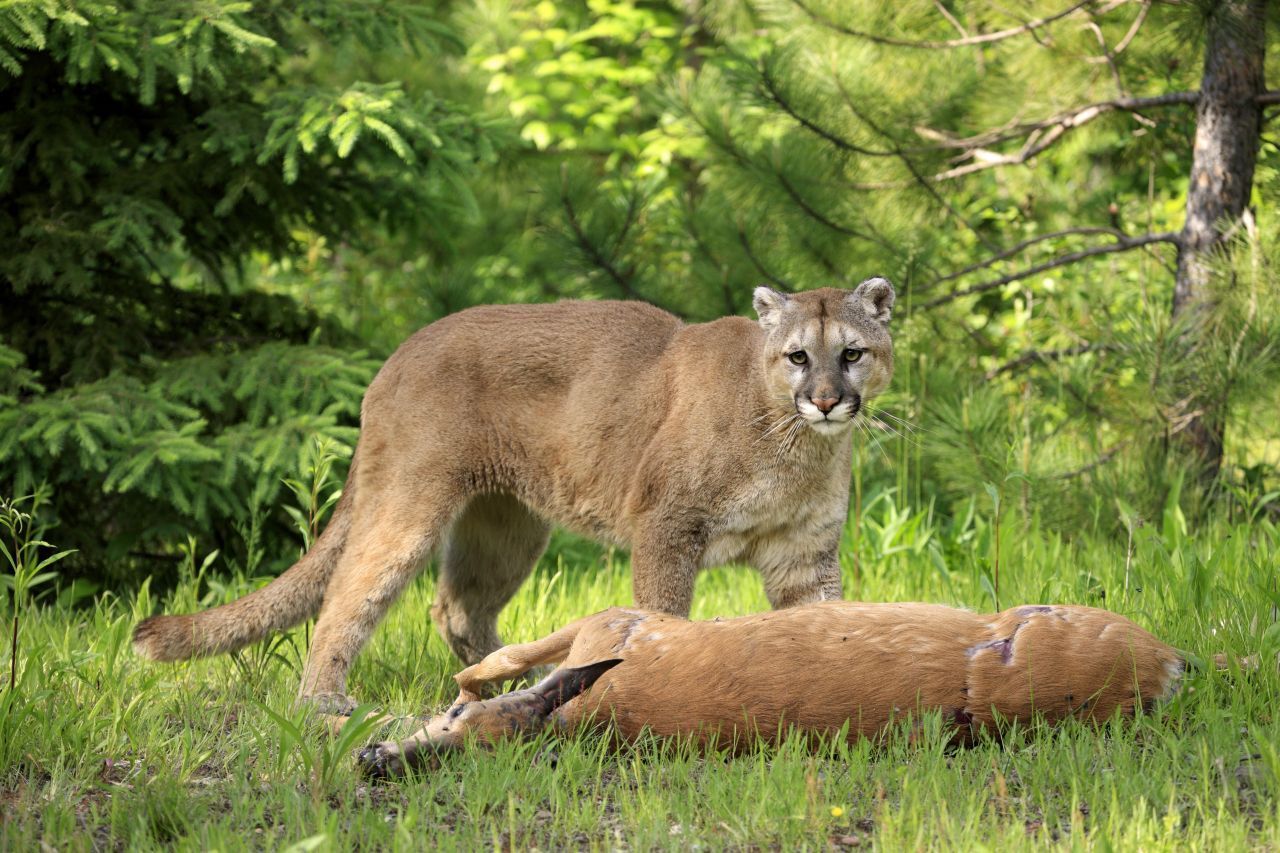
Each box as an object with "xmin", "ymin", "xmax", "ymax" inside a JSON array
[{"xmin": 531, "ymin": 659, "xmax": 623, "ymax": 712}]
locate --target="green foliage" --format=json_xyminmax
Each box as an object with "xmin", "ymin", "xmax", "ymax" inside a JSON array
[
  {"xmin": 476, "ymin": 0, "xmax": 684, "ymax": 159},
  {"xmin": 0, "ymin": 490, "xmax": 73, "ymax": 612},
  {"xmin": 2, "ymin": 0, "xmax": 1277, "ymax": 582},
  {"xmin": 0, "ymin": 340, "xmax": 376, "ymax": 573},
  {"xmin": 2, "ymin": 492, "xmax": 1279, "ymax": 847},
  {"xmin": 0, "ymin": 489, "xmax": 75, "ymax": 704},
  {"xmin": 0, "ymin": 0, "xmax": 496, "ymax": 578},
  {"xmin": 0, "ymin": 2, "xmax": 1276, "ymax": 844},
  {"xmin": 458, "ymin": 0, "xmax": 1280, "ymax": 525}
]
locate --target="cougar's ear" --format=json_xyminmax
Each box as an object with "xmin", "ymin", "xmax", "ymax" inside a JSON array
[
  {"xmin": 531, "ymin": 659, "xmax": 623, "ymax": 713},
  {"xmin": 753, "ymin": 286, "xmax": 789, "ymax": 330},
  {"xmin": 850, "ymin": 277, "xmax": 895, "ymax": 325}
]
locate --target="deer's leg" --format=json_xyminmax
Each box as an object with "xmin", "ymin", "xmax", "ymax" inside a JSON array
[{"xmin": 453, "ymin": 617, "xmax": 588, "ymax": 701}]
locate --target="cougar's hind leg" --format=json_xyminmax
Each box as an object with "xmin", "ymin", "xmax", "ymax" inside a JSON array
[
  {"xmin": 432, "ymin": 493, "xmax": 551, "ymax": 666},
  {"xmin": 299, "ymin": 482, "xmax": 459, "ymax": 714}
]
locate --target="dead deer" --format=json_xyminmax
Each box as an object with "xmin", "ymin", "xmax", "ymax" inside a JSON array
[{"xmin": 357, "ymin": 601, "xmax": 1183, "ymax": 778}]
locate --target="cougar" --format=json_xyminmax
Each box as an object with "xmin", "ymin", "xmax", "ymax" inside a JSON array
[{"xmin": 133, "ymin": 278, "xmax": 895, "ymax": 712}]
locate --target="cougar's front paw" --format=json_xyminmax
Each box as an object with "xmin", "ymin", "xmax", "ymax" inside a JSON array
[
  {"xmin": 357, "ymin": 742, "xmax": 406, "ymax": 780},
  {"xmin": 301, "ymin": 692, "xmax": 360, "ymax": 717}
]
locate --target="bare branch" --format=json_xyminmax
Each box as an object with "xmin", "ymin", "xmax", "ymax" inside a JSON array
[
  {"xmin": 925, "ymin": 93, "xmax": 1198, "ymax": 181},
  {"xmin": 1111, "ymin": 0, "xmax": 1151, "ymax": 54},
  {"xmin": 1049, "ymin": 441, "xmax": 1128, "ymax": 480},
  {"xmin": 984, "ymin": 342, "xmax": 1116, "ymax": 380},
  {"xmin": 932, "ymin": 0, "xmax": 970, "ymax": 39},
  {"xmin": 789, "ymin": 0, "xmax": 1093, "ymax": 49},
  {"xmin": 918, "ymin": 231, "xmax": 1180, "ymax": 311},
  {"xmin": 928, "ymin": 227, "xmax": 1127, "ymax": 288},
  {"xmin": 851, "ymin": 92, "xmax": 1196, "ymax": 190},
  {"xmin": 916, "ymin": 92, "xmax": 1196, "ymax": 153},
  {"xmin": 1258, "ymin": 91, "xmax": 1280, "ymax": 106},
  {"xmin": 1092, "ymin": 0, "xmax": 1134, "ymax": 15},
  {"xmin": 1083, "ymin": 14, "xmax": 1127, "ymax": 97}
]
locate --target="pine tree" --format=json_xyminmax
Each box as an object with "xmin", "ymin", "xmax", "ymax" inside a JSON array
[{"xmin": 473, "ymin": 0, "xmax": 1279, "ymax": 523}]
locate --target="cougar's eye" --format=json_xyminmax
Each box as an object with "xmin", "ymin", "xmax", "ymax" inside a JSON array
[
  {"xmin": 787, "ymin": 351, "xmax": 808, "ymax": 366},
  {"xmin": 843, "ymin": 348, "xmax": 864, "ymax": 363}
]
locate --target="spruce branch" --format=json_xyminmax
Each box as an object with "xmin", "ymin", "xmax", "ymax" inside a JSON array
[
  {"xmin": 684, "ymin": 211, "xmax": 737, "ymax": 315},
  {"xmin": 776, "ymin": 175, "xmax": 865, "ymax": 239},
  {"xmin": 919, "ymin": 231, "xmax": 1180, "ymax": 311},
  {"xmin": 789, "ymin": 0, "xmax": 1094, "ymax": 50},
  {"xmin": 687, "ymin": 87, "xmax": 892, "ymax": 253},
  {"xmin": 800, "ymin": 236, "xmax": 848, "ymax": 283}
]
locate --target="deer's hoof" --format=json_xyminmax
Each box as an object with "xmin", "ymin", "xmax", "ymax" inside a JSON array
[{"xmin": 356, "ymin": 743, "xmax": 406, "ymax": 780}]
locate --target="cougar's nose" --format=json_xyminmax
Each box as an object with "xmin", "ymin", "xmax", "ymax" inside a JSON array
[{"xmin": 812, "ymin": 395, "xmax": 840, "ymax": 414}]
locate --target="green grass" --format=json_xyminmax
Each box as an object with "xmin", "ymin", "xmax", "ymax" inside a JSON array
[{"xmin": 2, "ymin": 495, "xmax": 1278, "ymax": 851}]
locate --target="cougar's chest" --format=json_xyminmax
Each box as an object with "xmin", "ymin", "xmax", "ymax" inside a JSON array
[{"xmin": 701, "ymin": 448, "xmax": 849, "ymax": 567}]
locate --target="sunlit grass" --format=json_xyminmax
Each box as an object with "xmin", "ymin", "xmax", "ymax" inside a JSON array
[{"xmin": 2, "ymin": 495, "xmax": 1278, "ymax": 850}]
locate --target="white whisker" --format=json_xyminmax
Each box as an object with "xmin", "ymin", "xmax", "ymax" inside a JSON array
[
  {"xmin": 866, "ymin": 416, "xmax": 920, "ymax": 449},
  {"xmin": 777, "ymin": 417, "xmax": 806, "ymax": 464},
  {"xmin": 854, "ymin": 414, "xmax": 894, "ymax": 466},
  {"xmin": 870, "ymin": 408, "xmax": 927, "ymax": 435},
  {"xmin": 757, "ymin": 412, "xmax": 802, "ymax": 444}
]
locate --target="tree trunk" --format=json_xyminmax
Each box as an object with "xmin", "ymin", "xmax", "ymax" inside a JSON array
[{"xmin": 1171, "ymin": 0, "xmax": 1266, "ymax": 480}]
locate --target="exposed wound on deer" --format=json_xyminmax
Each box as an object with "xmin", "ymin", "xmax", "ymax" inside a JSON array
[
  {"xmin": 607, "ymin": 613, "xmax": 644, "ymax": 653},
  {"xmin": 966, "ymin": 618, "xmax": 1031, "ymax": 665}
]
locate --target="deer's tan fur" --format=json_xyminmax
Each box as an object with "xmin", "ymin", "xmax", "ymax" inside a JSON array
[
  {"xmin": 132, "ymin": 282, "xmax": 895, "ymax": 712},
  {"xmin": 359, "ymin": 601, "xmax": 1182, "ymax": 776}
]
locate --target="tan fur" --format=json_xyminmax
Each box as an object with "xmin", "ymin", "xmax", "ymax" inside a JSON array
[
  {"xmin": 132, "ymin": 281, "xmax": 896, "ymax": 710},
  {"xmin": 359, "ymin": 601, "xmax": 1182, "ymax": 775}
]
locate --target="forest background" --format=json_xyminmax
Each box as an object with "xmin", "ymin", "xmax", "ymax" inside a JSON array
[
  {"xmin": 2, "ymin": 0, "xmax": 1278, "ymax": 582},
  {"xmin": 1, "ymin": 1, "xmax": 1280, "ymax": 847}
]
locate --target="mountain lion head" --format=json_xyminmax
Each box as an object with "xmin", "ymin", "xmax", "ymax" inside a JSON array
[{"xmin": 753, "ymin": 278, "xmax": 895, "ymax": 436}]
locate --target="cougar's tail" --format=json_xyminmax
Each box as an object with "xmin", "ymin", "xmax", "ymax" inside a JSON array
[{"xmin": 132, "ymin": 457, "xmax": 359, "ymax": 662}]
